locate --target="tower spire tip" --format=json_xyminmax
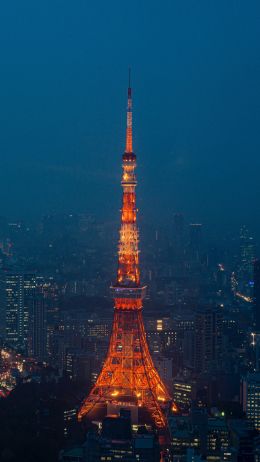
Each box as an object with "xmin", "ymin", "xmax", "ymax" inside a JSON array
[{"xmin": 128, "ymin": 67, "xmax": 131, "ymax": 89}]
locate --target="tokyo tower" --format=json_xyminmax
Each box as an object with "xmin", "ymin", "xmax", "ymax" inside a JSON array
[{"xmin": 78, "ymin": 74, "xmax": 171, "ymax": 429}]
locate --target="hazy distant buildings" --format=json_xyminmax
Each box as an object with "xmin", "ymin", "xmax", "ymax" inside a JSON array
[
  {"xmin": 240, "ymin": 226, "xmax": 255, "ymax": 275},
  {"xmin": 189, "ymin": 224, "xmax": 203, "ymax": 262},
  {"xmin": 238, "ymin": 226, "xmax": 255, "ymax": 296},
  {"xmin": 173, "ymin": 213, "xmax": 185, "ymax": 259}
]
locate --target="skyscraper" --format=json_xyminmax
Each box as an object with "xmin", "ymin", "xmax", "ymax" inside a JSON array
[
  {"xmin": 253, "ymin": 260, "xmax": 260, "ymax": 332},
  {"xmin": 241, "ymin": 373, "xmax": 260, "ymax": 431},
  {"xmin": 28, "ymin": 295, "xmax": 47, "ymax": 361},
  {"xmin": 78, "ymin": 78, "xmax": 171, "ymax": 430},
  {"xmin": 23, "ymin": 273, "xmax": 37, "ymax": 350},
  {"xmin": 0, "ymin": 272, "xmax": 36, "ymax": 351},
  {"xmin": 194, "ymin": 305, "xmax": 223, "ymax": 374},
  {"xmin": 252, "ymin": 260, "xmax": 260, "ymax": 371},
  {"xmin": 238, "ymin": 226, "xmax": 255, "ymax": 296},
  {"xmin": 3, "ymin": 273, "xmax": 24, "ymax": 348}
]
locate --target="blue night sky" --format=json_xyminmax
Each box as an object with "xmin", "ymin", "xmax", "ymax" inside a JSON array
[{"xmin": 0, "ymin": 1, "xmax": 260, "ymax": 234}]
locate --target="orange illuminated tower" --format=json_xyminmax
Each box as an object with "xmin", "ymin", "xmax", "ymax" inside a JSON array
[{"xmin": 78, "ymin": 73, "xmax": 171, "ymax": 429}]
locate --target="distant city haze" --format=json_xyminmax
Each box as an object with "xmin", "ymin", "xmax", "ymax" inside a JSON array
[{"xmin": 0, "ymin": 1, "xmax": 260, "ymax": 236}]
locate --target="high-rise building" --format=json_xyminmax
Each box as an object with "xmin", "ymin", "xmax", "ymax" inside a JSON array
[
  {"xmin": 251, "ymin": 261, "xmax": 260, "ymax": 372},
  {"xmin": 0, "ymin": 272, "xmax": 36, "ymax": 351},
  {"xmin": 253, "ymin": 260, "xmax": 260, "ymax": 333},
  {"xmin": 207, "ymin": 418, "xmax": 230, "ymax": 457},
  {"xmin": 23, "ymin": 273, "xmax": 36, "ymax": 350},
  {"xmin": 3, "ymin": 273, "xmax": 23, "ymax": 348},
  {"xmin": 173, "ymin": 309, "xmax": 195, "ymax": 370},
  {"xmin": 241, "ymin": 373, "xmax": 260, "ymax": 431},
  {"xmin": 78, "ymin": 78, "xmax": 171, "ymax": 431},
  {"xmin": 238, "ymin": 226, "xmax": 255, "ymax": 296},
  {"xmin": 173, "ymin": 379, "xmax": 193, "ymax": 410},
  {"xmin": 64, "ymin": 348, "xmax": 95, "ymax": 383},
  {"xmin": 28, "ymin": 295, "xmax": 47, "ymax": 361},
  {"xmin": 194, "ymin": 306, "xmax": 223, "ymax": 374},
  {"xmin": 229, "ymin": 419, "xmax": 257, "ymax": 462}
]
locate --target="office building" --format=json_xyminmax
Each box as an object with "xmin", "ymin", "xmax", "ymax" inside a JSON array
[
  {"xmin": 241, "ymin": 373, "xmax": 260, "ymax": 431},
  {"xmin": 0, "ymin": 272, "xmax": 36, "ymax": 351},
  {"xmin": 28, "ymin": 295, "xmax": 47, "ymax": 361},
  {"xmin": 194, "ymin": 306, "xmax": 223, "ymax": 374},
  {"xmin": 238, "ymin": 226, "xmax": 255, "ymax": 296},
  {"xmin": 254, "ymin": 260, "xmax": 260, "ymax": 332}
]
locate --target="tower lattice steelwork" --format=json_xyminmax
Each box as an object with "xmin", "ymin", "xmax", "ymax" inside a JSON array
[{"xmin": 78, "ymin": 76, "xmax": 171, "ymax": 429}]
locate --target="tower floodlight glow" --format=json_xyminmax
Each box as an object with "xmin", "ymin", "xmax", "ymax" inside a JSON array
[{"xmin": 78, "ymin": 77, "xmax": 171, "ymax": 430}]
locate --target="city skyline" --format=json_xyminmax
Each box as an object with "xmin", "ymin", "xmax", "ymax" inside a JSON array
[{"xmin": 0, "ymin": 2, "xmax": 260, "ymax": 461}]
